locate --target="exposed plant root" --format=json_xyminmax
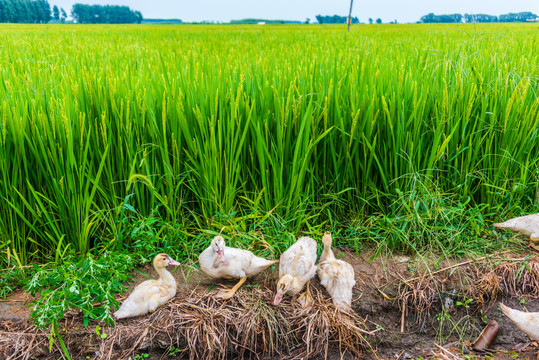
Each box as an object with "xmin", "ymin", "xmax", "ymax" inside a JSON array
[{"xmin": 398, "ymin": 255, "xmax": 539, "ymax": 328}]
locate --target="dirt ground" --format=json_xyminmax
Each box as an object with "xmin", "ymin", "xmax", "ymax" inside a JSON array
[{"xmin": 2, "ymin": 249, "xmax": 539, "ymax": 359}]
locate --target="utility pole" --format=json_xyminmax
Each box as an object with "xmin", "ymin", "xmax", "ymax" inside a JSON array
[{"xmin": 347, "ymin": 0, "xmax": 354, "ymax": 32}]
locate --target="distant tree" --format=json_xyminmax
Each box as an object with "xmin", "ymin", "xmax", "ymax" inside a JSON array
[
  {"xmin": 420, "ymin": 13, "xmax": 462, "ymax": 23},
  {"xmin": 71, "ymin": 3, "xmax": 142, "ymax": 23},
  {"xmin": 71, "ymin": 3, "xmax": 88, "ymax": 23},
  {"xmin": 39, "ymin": 0, "xmax": 51, "ymax": 22},
  {"xmin": 464, "ymin": 13, "xmax": 498, "ymax": 22},
  {"xmin": 314, "ymin": 14, "xmax": 359, "ymax": 24},
  {"xmin": 60, "ymin": 7, "xmax": 66, "ymax": 22},
  {"xmin": 0, "ymin": 0, "xmax": 52, "ymax": 23},
  {"xmin": 305, "ymin": 17, "xmax": 310, "ymax": 24},
  {"xmin": 420, "ymin": 13, "xmax": 435, "ymax": 23},
  {"xmin": 52, "ymin": 4, "xmax": 59, "ymax": 20},
  {"xmin": 417, "ymin": 12, "xmax": 527, "ymax": 23},
  {"xmin": 376, "ymin": 18, "xmax": 381, "ymax": 24},
  {"xmin": 499, "ymin": 12, "xmax": 537, "ymax": 22},
  {"xmin": 230, "ymin": 18, "xmax": 295, "ymax": 24},
  {"xmin": 12, "ymin": 0, "xmax": 29, "ymax": 22},
  {"xmin": 368, "ymin": 17, "xmax": 373, "ymax": 24}
]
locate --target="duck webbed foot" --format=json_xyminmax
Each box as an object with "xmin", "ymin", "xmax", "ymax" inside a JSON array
[
  {"xmin": 296, "ymin": 280, "xmax": 313, "ymax": 308},
  {"xmin": 216, "ymin": 276, "xmax": 247, "ymax": 300},
  {"xmin": 529, "ymin": 235, "xmax": 539, "ymax": 251}
]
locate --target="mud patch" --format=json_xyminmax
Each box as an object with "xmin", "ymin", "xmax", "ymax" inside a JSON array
[{"xmin": 0, "ymin": 289, "xmax": 32, "ymax": 322}]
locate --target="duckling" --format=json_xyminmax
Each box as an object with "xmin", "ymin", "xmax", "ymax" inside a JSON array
[
  {"xmin": 114, "ymin": 253, "xmax": 180, "ymax": 319},
  {"xmin": 494, "ymin": 213, "xmax": 539, "ymax": 241},
  {"xmin": 274, "ymin": 236, "xmax": 317, "ymax": 307},
  {"xmin": 317, "ymin": 232, "xmax": 356, "ymax": 310},
  {"xmin": 199, "ymin": 235, "xmax": 278, "ymax": 299},
  {"xmin": 500, "ymin": 303, "xmax": 539, "ymax": 340}
]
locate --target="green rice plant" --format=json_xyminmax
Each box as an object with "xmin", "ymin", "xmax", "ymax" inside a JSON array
[{"xmin": 0, "ymin": 23, "xmax": 537, "ymax": 266}]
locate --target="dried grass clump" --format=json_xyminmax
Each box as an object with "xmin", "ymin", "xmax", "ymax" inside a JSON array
[
  {"xmin": 399, "ymin": 255, "xmax": 539, "ymax": 324},
  {"xmin": 494, "ymin": 261, "xmax": 520, "ymax": 297},
  {"xmin": 492, "ymin": 256, "xmax": 539, "ymax": 299},
  {"xmin": 1, "ymin": 286, "xmax": 375, "ymax": 360},
  {"xmin": 100, "ymin": 288, "xmax": 288, "ymax": 360},
  {"xmin": 516, "ymin": 257, "xmax": 539, "ymax": 297},
  {"xmin": 398, "ymin": 277, "xmax": 439, "ymax": 326},
  {"xmin": 469, "ymin": 271, "xmax": 502, "ymax": 308},
  {"xmin": 286, "ymin": 286, "xmax": 374, "ymax": 359}
]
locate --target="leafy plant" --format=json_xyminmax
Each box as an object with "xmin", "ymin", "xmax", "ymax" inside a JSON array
[
  {"xmin": 168, "ymin": 345, "xmax": 180, "ymax": 357},
  {"xmin": 95, "ymin": 325, "xmax": 108, "ymax": 339},
  {"xmin": 26, "ymin": 252, "xmax": 138, "ymax": 328}
]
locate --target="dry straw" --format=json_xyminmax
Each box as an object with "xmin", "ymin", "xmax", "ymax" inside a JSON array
[{"xmin": 1, "ymin": 286, "xmax": 376, "ymax": 360}]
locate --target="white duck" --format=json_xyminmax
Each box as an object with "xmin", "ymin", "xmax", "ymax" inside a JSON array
[
  {"xmin": 274, "ymin": 236, "xmax": 317, "ymax": 307},
  {"xmin": 199, "ymin": 235, "xmax": 278, "ymax": 299},
  {"xmin": 494, "ymin": 213, "xmax": 539, "ymax": 241},
  {"xmin": 317, "ymin": 232, "xmax": 356, "ymax": 310},
  {"xmin": 500, "ymin": 303, "xmax": 539, "ymax": 340},
  {"xmin": 114, "ymin": 253, "xmax": 180, "ymax": 319}
]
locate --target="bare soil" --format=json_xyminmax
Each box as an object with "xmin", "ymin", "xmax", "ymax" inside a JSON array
[{"xmin": 2, "ymin": 250, "xmax": 539, "ymax": 359}]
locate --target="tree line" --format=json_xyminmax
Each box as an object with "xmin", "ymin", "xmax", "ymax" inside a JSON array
[
  {"xmin": 0, "ymin": 0, "xmax": 143, "ymax": 23},
  {"xmin": 71, "ymin": 4, "xmax": 142, "ymax": 24},
  {"xmin": 0, "ymin": 0, "xmax": 51, "ymax": 23},
  {"xmin": 421, "ymin": 12, "xmax": 537, "ymax": 23},
  {"xmin": 315, "ymin": 15, "xmax": 359, "ymax": 24}
]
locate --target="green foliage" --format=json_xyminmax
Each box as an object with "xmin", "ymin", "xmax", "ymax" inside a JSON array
[
  {"xmin": 26, "ymin": 252, "xmax": 137, "ymax": 328},
  {"xmin": 359, "ymin": 177, "xmax": 508, "ymax": 255},
  {"xmin": 0, "ymin": 266, "xmax": 26, "ymax": 298},
  {"xmin": 94, "ymin": 325, "xmax": 108, "ymax": 339},
  {"xmin": 168, "ymin": 345, "xmax": 180, "ymax": 357},
  {"xmin": 435, "ymin": 296, "xmax": 479, "ymax": 344}
]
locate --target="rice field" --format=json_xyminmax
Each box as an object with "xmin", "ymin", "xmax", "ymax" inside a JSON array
[{"xmin": 0, "ymin": 23, "xmax": 538, "ymax": 266}]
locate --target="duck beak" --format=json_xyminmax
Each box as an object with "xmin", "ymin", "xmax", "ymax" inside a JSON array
[
  {"xmin": 167, "ymin": 257, "xmax": 180, "ymax": 266},
  {"xmin": 217, "ymin": 249, "xmax": 225, "ymax": 261},
  {"xmin": 273, "ymin": 293, "xmax": 283, "ymax": 306}
]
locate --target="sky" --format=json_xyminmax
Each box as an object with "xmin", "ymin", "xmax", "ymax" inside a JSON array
[{"xmin": 50, "ymin": 0, "xmax": 539, "ymax": 23}]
